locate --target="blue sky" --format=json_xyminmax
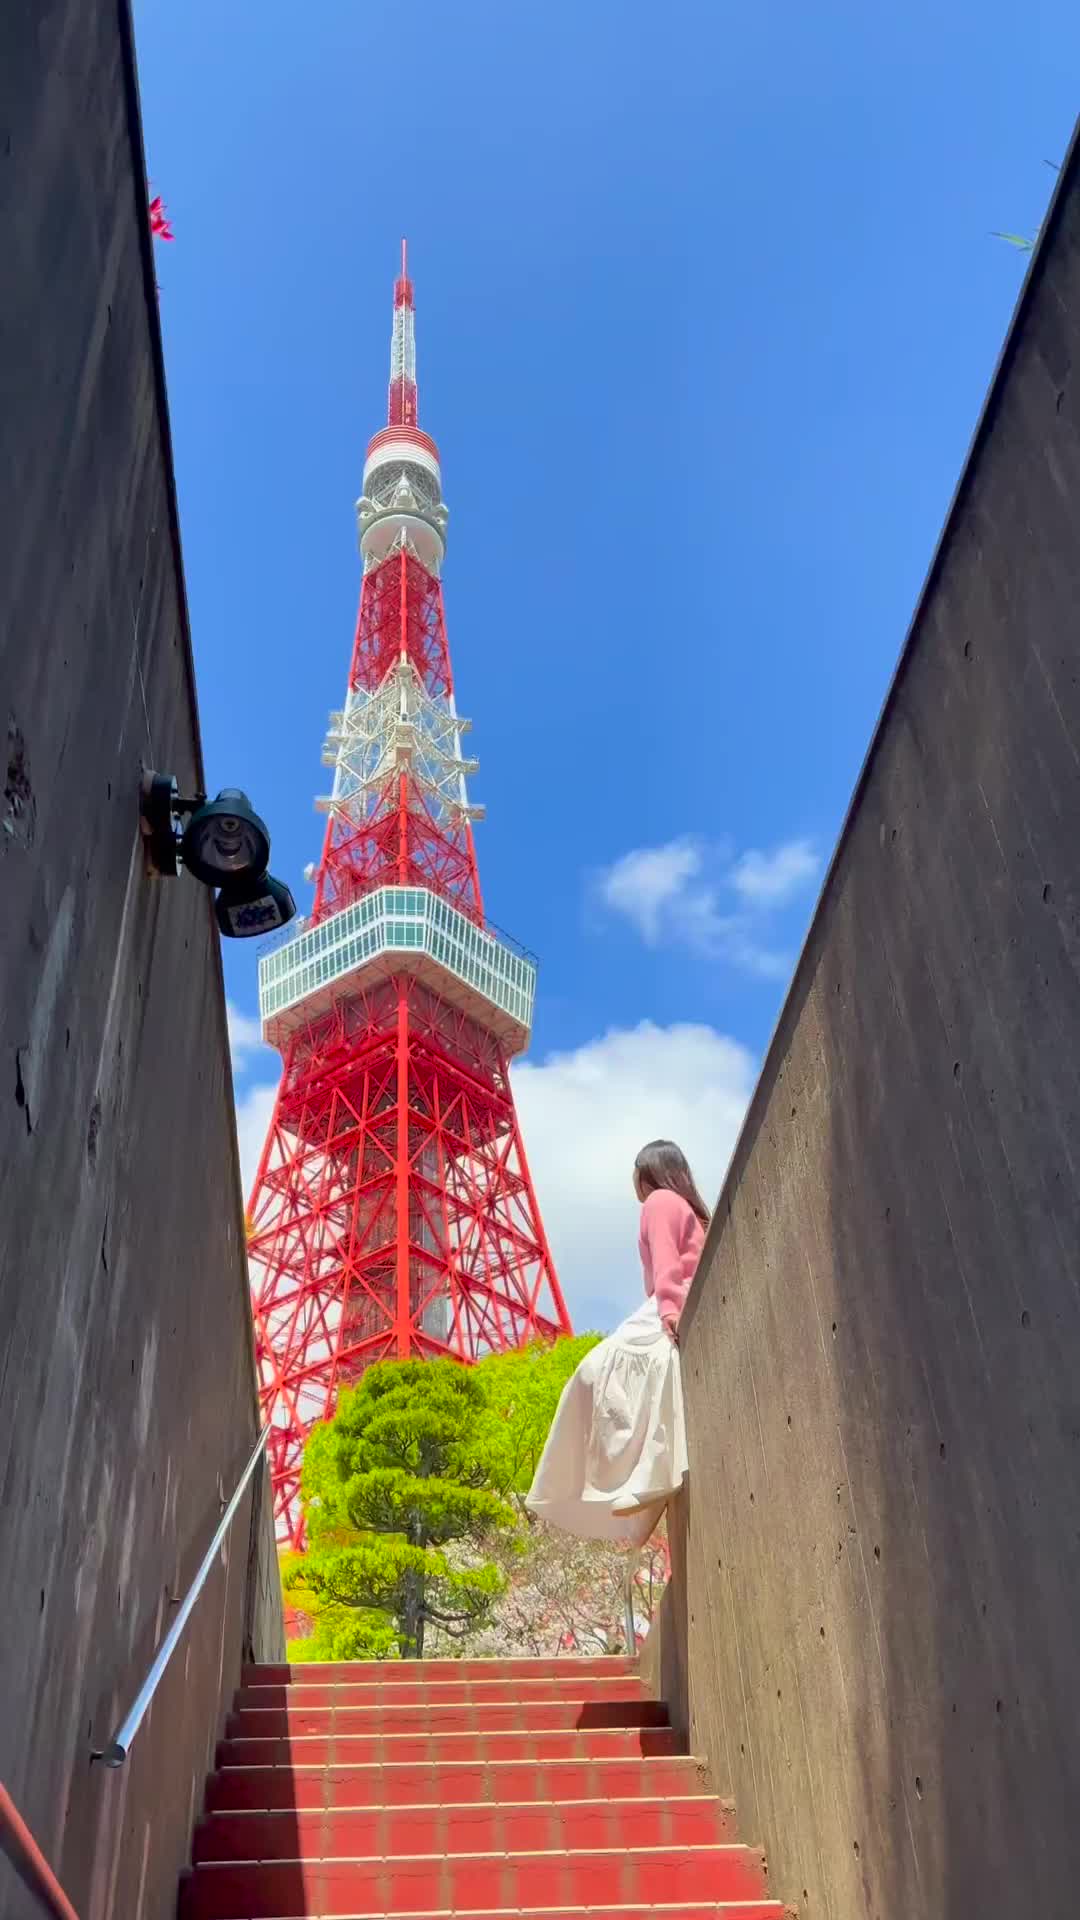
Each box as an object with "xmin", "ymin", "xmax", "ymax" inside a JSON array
[{"xmin": 134, "ymin": 0, "xmax": 1077, "ymax": 1326}]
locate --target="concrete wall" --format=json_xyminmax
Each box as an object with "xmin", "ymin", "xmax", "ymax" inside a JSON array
[
  {"xmin": 0, "ymin": 3, "xmax": 283, "ymax": 1916},
  {"xmin": 644, "ymin": 122, "xmax": 1080, "ymax": 1920}
]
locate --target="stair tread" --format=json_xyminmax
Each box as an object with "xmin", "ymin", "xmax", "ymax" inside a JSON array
[
  {"xmin": 237, "ymin": 1681, "xmax": 638, "ymax": 1697},
  {"xmin": 217, "ymin": 1736, "xmax": 682, "ymax": 1767},
  {"xmin": 194, "ymin": 1798, "xmax": 733, "ymax": 1864},
  {"xmin": 236, "ymin": 1680, "xmax": 647, "ymax": 1707},
  {"xmin": 188, "ymin": 1845, "xmax": 761, "ymax": 1858},
  {"xmin": 213, "ymin": 1755, "xmax": 705, "ymax": 1773},
  {"xmin": 245, "ymin": 1659, "xmax": 638, "ymax": 1683},
  {"xmin": 203, "ymin": 1793, "xmax": 720, "ymax": 1812},
  {"xmin": 226, "ymin": 1706, "xmax": 669, "ymax": 1740},
  {"xmin": 181, "ymin": 1907, "xmax": 787, "ymax": 1919},
  {"xmin": 207, "ymin": 1758, "xmax": 707, "ymax": 1812},
  {"xmin": 179, "ymin": 1848, "xmax": 769, "ymax": 1904},
  {"xmin": 214, "ymin": 1735, "xmax": 676, "ymax": 1758},
  {"xmin": 230, "ymin": 1712, "xmax": 661, "ymax": 1728},
  {"xmin": 179, "ymin": 1848, "xmax": 771, "ymax": 1920}
]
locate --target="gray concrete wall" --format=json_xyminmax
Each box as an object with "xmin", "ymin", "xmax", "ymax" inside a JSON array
[
  {"xmin": 644, "ymin": 121, "xmax": 1080, "ymax": 1920},
  {"xmin": 244, "ymin": 1449, "xmax": 289, "ymax": 1670},
  {"xmin": 0, "ymin": 2, "xmax": 283, "ymax": 1916}
]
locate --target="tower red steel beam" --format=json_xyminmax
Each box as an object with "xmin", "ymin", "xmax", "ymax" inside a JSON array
[{"xmin": 246, "ymin": 245, "xmax": 572, "ymax": 1545}]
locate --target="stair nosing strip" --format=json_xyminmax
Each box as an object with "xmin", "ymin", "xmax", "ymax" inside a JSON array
[
  {"xmin": 220, "ymin": 1730, "xmax": 672, "ymax": 1744},
  {"xmin": 191, "ymin": 1841, "xmax": 754, "ymax": 1865},
  {"xmin": 215, "ymin": 1755, "xmax": 705, "ymax": 1774},
  {"xmin": 230, "ymin": 1706, "xmax": 657, "ymax": 1715},
  {"xmin": 203, "ymin": 1793, "xmax": 721, "ymax": 1817},
  {"xmin": 181, "ymin": 1906, "xmax": 782, "ymax": 1918},
  {"xmin": 235, "ymin": 1681, "xmax": 638, "ymax": 1697}
]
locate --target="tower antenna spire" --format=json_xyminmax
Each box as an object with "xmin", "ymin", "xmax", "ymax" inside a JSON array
[{"xmin": 389, "ymin": 237, "xmax": 417, "ymax": 427}]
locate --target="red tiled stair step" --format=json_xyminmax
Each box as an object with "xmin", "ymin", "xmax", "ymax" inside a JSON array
[
  {"xmin": 226, "ymin": 1699, "xmax": 669, "ymax": 1739},
  {"xmin": 216, "ymin": 1724, "xmax": 682, "ymax": 1768},
  {"xmin": 194, "ymin": 1794, "xmax": 734, "ymax": 1862},
  {"xmin": 178, "ymin": 1843, "xmax": 771, "ymax": 1919},
  {"xmin": 182, "ymin": 1903, "xmax": 787, "ymax": 1920},
  {"xmin": 234, "ymin": 1674, "xmax": 647, "ymax": 1710},
  {"xmin": 206, "ymin": 1753, "xmax": 708, "ymax": 1811},
  {"xmin": 241, "ymin": 1657, "xmax": 637, "ymax": 1686},
  {"xmin": 180, "ymin": 1903, "xmax": 787, "ymax": 1920}
]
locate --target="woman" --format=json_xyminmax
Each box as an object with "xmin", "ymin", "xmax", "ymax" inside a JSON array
[{"xmin": 526, "ymin": 1140, "xmax": 710, "ymax": 1548}]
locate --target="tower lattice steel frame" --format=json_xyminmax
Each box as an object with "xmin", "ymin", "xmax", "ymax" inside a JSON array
[{"xmin": 246, "ymin": 245, "xmax": 572, "ymax": 1544}]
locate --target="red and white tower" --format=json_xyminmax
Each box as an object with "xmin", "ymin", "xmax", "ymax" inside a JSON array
[{"xmin": 247, "ymin": 245, "xmax": 572, "ymax": 1543}]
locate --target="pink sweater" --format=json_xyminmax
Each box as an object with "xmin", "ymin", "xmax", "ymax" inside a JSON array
[{"xmin": 638, "ymin": 1188, "xmax": 705, "ymax": 1324}]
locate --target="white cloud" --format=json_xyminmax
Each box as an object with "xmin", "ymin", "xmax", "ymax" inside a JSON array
[
  {"xmin": 512, "ymin": 1021, "xmax": 755, "ymax": 1331},
  {"xmin": 227, "ymin": 1003, "xmax": 278, "ymax": 1204},
  {"xmin": 598, "ymin": 840, "xmax": 705, "ymax": 944},
  {"xmin": 233, "ymin": 1019, "xmax": 756, "ymax": 1335},
  {"xmin": 730, "ymin": 838, "xmax": 820, "ymax": 908},
  {"xmin": 594, "ymin": 833, "xmax": 819, "ymax": 977},
  {"xmin": 235, "ymin": 1079, "xmax": 278, "ymax": 1201},
  {"xmin": 227, "ymin": 1000, "xmax": 268, "ymax": 1073}
]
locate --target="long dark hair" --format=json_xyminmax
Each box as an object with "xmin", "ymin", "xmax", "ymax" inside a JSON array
[{"xmin": 634, "ymin": 1139, "xmax": 711, "ymax": 1227}]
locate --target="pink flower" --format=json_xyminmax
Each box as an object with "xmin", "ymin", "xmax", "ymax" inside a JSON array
[{"xmin": 149, "ymin": 193, "xmax": 174, "ymax": 242}]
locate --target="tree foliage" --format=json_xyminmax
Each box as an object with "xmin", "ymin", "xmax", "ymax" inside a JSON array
[
  {"xmin": 471, "ymin": 1334, "xmax": 602, "ymax": 1511},
  {"xmin": 288, "ymin": 1358, "xmax": 518, "ymax": 1658},
  {"xmin": 281, "ymin": 1555, "xmax": 401, "ymax": 1663}
]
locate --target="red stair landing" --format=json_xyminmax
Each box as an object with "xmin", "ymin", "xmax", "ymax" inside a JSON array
[{"xmin": 179, "ymin": 1655, "xmax": 789, "ymax": 1920}]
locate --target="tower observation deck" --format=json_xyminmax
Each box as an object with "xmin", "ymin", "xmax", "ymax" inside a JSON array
[{"xmin": 246, "ymin": 245, "xmax": 572, "ymax": 1544}]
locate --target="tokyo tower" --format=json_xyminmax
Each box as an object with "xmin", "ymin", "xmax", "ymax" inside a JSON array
[{"xmin": 246, "ymin": 244, "xmax": 572, "ymax": 1543}]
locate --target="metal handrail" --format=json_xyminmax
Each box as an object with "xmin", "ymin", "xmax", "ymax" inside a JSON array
[
  {"xmin": 94, "ymin": 1424, "xmax": 270, "ymax": 1767},
  {"xmin": 0, "ymin": 1783, "xmax": 81, "ymax": 1920}
]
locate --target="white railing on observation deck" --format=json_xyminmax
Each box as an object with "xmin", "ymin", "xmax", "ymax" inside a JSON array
[{"xmin": 258, "ymin": 884, "xmax": 537, "ymax": 1052}]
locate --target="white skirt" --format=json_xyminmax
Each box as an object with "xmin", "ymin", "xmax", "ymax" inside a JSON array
[{"xmin": 526, "ymin": 1296, "xmax": 688, "ymax": 1548}]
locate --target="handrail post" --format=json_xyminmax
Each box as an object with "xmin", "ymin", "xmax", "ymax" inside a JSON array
[{"xmin": 93, "ymin": 1425, "xmax": 270, "ymax": 1767}]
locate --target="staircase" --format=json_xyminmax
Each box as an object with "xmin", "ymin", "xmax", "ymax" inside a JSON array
[{"xmin": 179, "ymin": 1655, "xmax": 789, "ymax": 1919}]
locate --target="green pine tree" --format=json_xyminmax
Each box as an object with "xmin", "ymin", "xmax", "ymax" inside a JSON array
[{"xmin": 287, "ymin": 1358, "xmax": 518, "ymax": 1658}]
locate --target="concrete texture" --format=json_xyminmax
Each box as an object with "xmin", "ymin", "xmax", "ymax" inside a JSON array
[
  {"xmin": 643, "ymin": 119, "xmax": 1080, "ymax": 1920},
  {"xmin": 244, "ymin": 1453, "xmax": 288, "ymax": 1670},
  {"xmin": 0, "ymin": 2, "xmax": 283, "ymax": 1916}
]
